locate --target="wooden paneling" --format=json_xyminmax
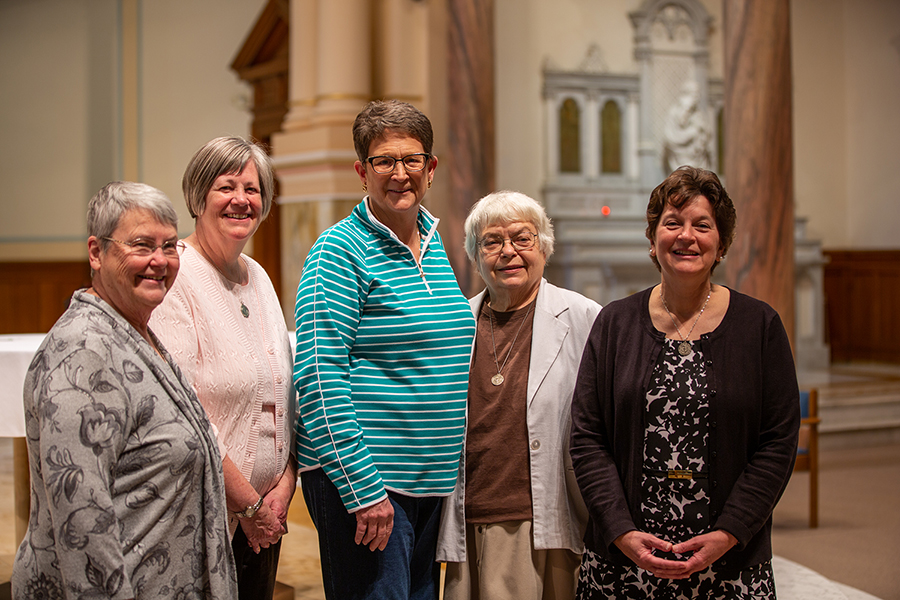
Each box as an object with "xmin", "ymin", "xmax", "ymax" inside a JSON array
[
  {"xmin": 824, "ymin": 250, "xmax": 900, "ymax": 364},
  {"xmin": 0, "ymin": 262, "xmax": 91, "ymax": 334}
]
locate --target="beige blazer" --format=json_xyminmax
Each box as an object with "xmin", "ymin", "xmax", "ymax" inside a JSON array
[{"xmin": 436, "ymin": 278, "xmax": 601, "ymax": 562}]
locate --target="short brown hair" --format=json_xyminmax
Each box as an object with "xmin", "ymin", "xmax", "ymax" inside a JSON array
[
  {"xmin": 182, "ymin": 136, "xmax": 275, "ymax": 220},
  {"xmin": 352, "ymin": 100, "xmax": 434, "ymax": 163},
  {"xmin": 645, "ymin": 166, "xmax": 736, "ymax": 274}
]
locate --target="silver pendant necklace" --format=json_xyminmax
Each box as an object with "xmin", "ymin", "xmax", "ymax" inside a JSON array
[
  {"xmin": 194, "ymin": 241, "xmax": 250, "ymax": 318},
  {"xmin": 661, "ymin": 286, "xmax": 711, "ymax": 356},
  {"xmin": 487, "ymin": 301, "xmax": 534, "ymax": 386}
]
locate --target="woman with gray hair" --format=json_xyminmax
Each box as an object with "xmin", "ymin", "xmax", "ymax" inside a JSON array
[
  {"xmin": 13, "ymin": 182, "xmax": 237, "ymax": 599},
  {"xmin": 150, "ymin": 137, "xmax": 296, "ymax": 600},
  {"xmin": 436, "ymin": 190, "xmax": 601, "ymax": 600}
]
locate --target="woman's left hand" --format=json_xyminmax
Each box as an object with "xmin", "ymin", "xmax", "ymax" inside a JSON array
[
  {"xmin": 263, "ymin": 490, "xmax": 290, "ymax": 526},
  {"xmin": 669, "ymin": 530, "xmax": 738, "ymax": 578},
  {"xmin": 261, "ymin": 463, "xmax": 298, "ymax": 535},
  {"xmin": 239, "ymin": 503, "xmax": 286, "ymax": 553}
]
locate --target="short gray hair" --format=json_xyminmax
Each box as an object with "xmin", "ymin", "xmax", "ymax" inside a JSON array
[
  {"xmin": 88, "ymin": 182, "xmax": 178, "ymax": 251},
  {"xmin": 352, "ymin": 100, "xmax": 434, "ymax": 163},
  {"xmin": 464, "ymin": 191, "xmax": 555, "ymax": 262},
  {"xmin": 182, "ymin": 136, "xmax": 275, "ymax": 219}
]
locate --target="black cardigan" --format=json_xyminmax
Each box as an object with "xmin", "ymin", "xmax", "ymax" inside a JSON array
[{"xmin": 570, "ymin": 286, "xmax": 800, "ymax": 571}]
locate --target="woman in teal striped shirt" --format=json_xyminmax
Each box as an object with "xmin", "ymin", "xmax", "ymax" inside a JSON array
[{"xmin": 294, "ymin": 100, "xmax": 476, "ymax": 600}]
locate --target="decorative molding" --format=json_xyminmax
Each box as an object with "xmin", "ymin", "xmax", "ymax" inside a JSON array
[{"xmin": 577, "ymin": 44, "xmax": 608, "ymax": 73}]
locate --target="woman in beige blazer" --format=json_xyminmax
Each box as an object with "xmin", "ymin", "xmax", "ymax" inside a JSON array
[{"xmin": 437, "ymin": 191, "xmax": 601, "ymax": 600}]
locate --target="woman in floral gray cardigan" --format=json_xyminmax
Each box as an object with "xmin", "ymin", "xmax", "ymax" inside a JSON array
[{"xmin": 12, "ymin": 182, "xmax": 237, "ymax": 599}]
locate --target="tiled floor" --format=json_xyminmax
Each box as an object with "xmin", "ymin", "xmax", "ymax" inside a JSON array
[{"xmin": 278, "ymin": 500, "xmax": 325, "ymax": 599}]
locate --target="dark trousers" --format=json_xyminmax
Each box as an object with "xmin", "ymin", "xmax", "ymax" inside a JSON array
[
  {"xmin": 301, "ymin": 468, "xmax": 442, "ymax": 600},
  {"xmin": 232, "ymin": 523, "xmax": 282, "ymax": 600}
]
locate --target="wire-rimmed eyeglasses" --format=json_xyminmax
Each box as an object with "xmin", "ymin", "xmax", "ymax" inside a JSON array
[
  {"xmin": 365, "ymin": 153, "xmax": 432, "ymax": 174},
  {"xmin": 104, "ymin": 237, "xmax": 185, "ymax": 258},
  {"xmin": 478, "ymin": 231, "xmax": 539, "ymax": 256}
]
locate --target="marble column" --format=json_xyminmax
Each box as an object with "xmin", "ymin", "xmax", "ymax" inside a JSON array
[
  {"xmin": 282, "ymin": 0, "xmax": 317, "ymax": 131},
  {"xmin": 377, "ymin": 0, "xmax": 427, "ymax": 103},
  {"xmin": 447, "ymin": 0, "xmax": 495, "ymax": 296},
  {"xmin": 722, "ymin": 0, "xmax": 795, "ymax": 345},
  {"xmin": 271, "ymin": 0, "xmax": 370, "ymax": 306},
  {"xmin": 316, "ymin": 0, "xmax": 371, "ymax": 120}
]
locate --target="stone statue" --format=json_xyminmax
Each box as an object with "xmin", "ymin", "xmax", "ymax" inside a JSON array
[{"xmin": 663, "ymin": 80, "xmax": 714, "ymax": 172}]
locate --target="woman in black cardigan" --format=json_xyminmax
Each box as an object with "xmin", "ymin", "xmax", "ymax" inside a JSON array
[{"xmin": 570, "ymin": 166, "xmax": 800, "ymax": 598}]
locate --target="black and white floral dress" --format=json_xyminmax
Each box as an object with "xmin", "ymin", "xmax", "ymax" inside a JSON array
[{"xmin": 576, "ymin": 339, "xmax": 776, "ymax": 599}]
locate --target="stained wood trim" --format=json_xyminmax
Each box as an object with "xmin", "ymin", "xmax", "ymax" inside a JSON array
[
  {"xmin": 0, "ymin": 262, "xmax": 92, "ymax": 334},
  {"xmin": 824, "ymin": 250, "xmax": 900, "ymax": 364}
]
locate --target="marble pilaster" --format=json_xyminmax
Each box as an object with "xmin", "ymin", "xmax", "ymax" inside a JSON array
[
  {"xmin": 271, "ymin": 0, "xmax": 371, "ymax": 306},
  {"xmin": 447, "ymin": 0, "xmax": 495, "ymax": 295},
  {"xmin": 377, "ymin": 0, "xmax": 427, "ymax": 103},
  {"xmin": 722, "ymin": 0, "xmax": 795, "ymax": 345},
  {"xmin": 282, "ymin": 0, "xmax": 317, "ymax": 130}
]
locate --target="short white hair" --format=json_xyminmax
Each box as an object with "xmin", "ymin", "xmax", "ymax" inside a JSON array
[{"xmin": 463, "ymin": 190, "xmax": 555, "ymax": 262}]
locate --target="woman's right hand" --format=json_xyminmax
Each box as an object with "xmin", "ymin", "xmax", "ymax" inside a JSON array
[
  {"xmin": 614, "ymin": 530, "xmax": 693, "ymax": 579},
  {"xmin": 354, "ymin": 497, "xmax": 394, "ymax": 552},
  {"xmin": 239, "ymin": 503, "xmax": 286, "ymax": 553}
]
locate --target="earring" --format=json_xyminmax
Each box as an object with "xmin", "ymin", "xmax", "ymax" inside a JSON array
[
  {"xmin": 649, "ymin": 248, "xmax": 655, "ymax": 257},
  {"xmin": 427, "ymin": 179, "xmax": 433, "ymax": 189},
  {"xmin": 362, "ymin": 183, "xmax": 367, "ymax": 193}
]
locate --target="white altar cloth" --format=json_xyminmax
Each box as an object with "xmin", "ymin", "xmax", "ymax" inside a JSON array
[{"xmin": 0, "ymin": 334, "xmax": 44, "ymax": 438}]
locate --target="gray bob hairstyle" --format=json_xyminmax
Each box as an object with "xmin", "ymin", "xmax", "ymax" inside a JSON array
[
  {"xmin": 464, "ymin": 191, "xmax": 555, "ymax": 262},
  {"xmin": 88, "ymin": 182, "xmax": 178, "ymax": 252},
  {"xmin": 182, "ymin": 136, "xmax": 275, "ymax": 219}
]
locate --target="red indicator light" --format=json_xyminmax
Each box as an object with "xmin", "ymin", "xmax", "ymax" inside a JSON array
[{"xmin": 601, "ymin": 206, "xmax": 611, "ymax": 217}]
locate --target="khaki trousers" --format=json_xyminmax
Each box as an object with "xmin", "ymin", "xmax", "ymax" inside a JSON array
[{"xmin": 443, "ymin": 520, "xmax": 580, "ymax": 600}]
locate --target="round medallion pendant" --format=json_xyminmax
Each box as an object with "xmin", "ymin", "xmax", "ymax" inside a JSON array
[
  {"xmin": 240, "ymin": 302, "xmax": 250, "ymax": 318},
  {"xmin": 491, "ymin": 373, "xmax": 504, "ymax": 386},
  {"xmin": 677, "ymin": 341, "xmax": 691, "ymax": 356}
]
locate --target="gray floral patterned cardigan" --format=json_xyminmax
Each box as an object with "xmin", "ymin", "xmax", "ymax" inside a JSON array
[{"xmin": 12, "ymin": 290, "xmax": 238, "ymax": 599}]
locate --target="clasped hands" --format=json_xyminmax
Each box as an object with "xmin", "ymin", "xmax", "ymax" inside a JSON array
[
  {"xmin": 238, "ymin": 489, "xmax": 291, "ymax": 554},
  {"xmin": 614, "ymin": 529, "xmax": 738, "ymax": 579}
]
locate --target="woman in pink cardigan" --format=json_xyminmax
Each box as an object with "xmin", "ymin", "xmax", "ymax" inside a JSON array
[{"xmin": 151, "ymin": 137, "xmax": 296, "ymax": 600}]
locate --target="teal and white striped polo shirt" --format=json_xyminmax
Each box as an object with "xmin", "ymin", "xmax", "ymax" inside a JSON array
[{"xmin": 294, "ymin": 199, "xmax": 475, "ymax": 511}]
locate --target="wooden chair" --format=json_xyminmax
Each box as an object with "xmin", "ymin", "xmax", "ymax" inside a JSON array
[{"xmin": 793, "ymin": 388, "xmax": 820, "ymax": 527}]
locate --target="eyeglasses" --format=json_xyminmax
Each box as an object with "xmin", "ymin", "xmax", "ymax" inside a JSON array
[
  {"xmin": 366, "ymin": 153, "xmax": 432, "ymax": 174},
  {"xmin": 104, "ymin": 237, "xmax": 185, "ymax": 258},
  {"xmin": 478, "ymin": 231, "xmax": 538, "ymax": 256}
]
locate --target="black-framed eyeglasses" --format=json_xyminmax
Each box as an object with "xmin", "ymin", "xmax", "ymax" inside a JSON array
[
  {"xmin": 366, "ymin": 153, "xmax": 432, "ymax": 174},
  {"xmin": 104, "ymin": 237, "xmax": 185, "ymax": 258},
  {"xmin": 478, "ymin": 231, "xmax": 539, "ymax": 256}
]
